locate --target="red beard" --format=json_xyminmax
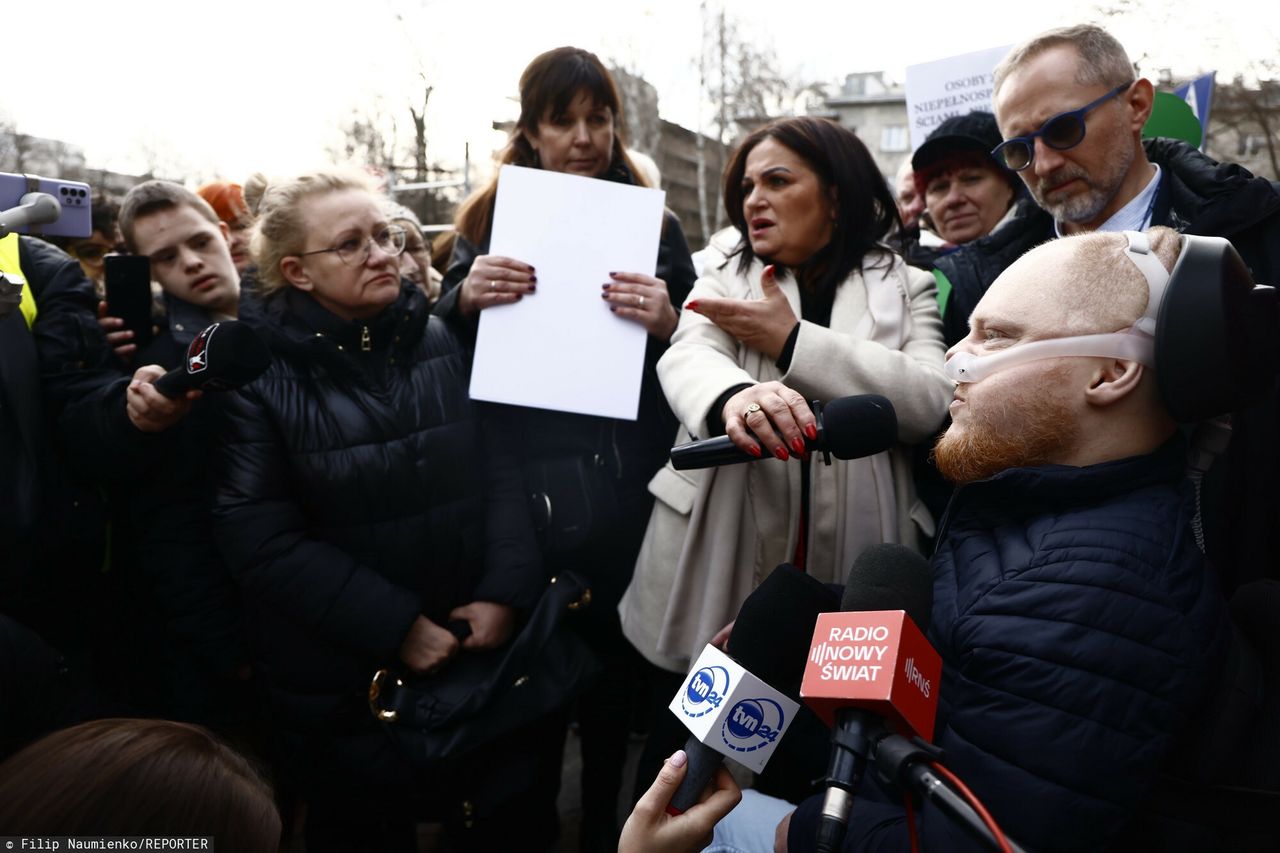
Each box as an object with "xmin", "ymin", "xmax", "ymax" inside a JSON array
[{"xmin": 933, "ymin": 395, "xmax": 1079, "ymax": 485}]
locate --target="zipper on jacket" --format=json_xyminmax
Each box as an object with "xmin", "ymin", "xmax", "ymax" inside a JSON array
[{"xmin": 360, "ymin": 325, "xmax": 371, "ymax": 352}]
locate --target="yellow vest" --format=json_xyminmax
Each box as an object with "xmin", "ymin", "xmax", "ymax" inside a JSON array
[{"xmin": 0, "ymin": 232, "xmax": 38, "ymax": 330}]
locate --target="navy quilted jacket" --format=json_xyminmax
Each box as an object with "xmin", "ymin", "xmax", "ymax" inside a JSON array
[{"xmin": 790, "ymin": 440, "xmax": 1231, "ymax": 852}]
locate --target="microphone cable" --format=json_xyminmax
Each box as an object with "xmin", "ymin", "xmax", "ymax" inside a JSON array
[{"xmin": 925, "ymin": 760, "xmax": 1014, "ymax": 853}]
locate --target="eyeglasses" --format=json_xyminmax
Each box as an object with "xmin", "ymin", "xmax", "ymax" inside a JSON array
[
  {"xmin": 70, "ymin": 242, "xmax": 114, "ymax": 262},
  {"xmin": 991, "ymin": 83, "xmax": 1131, "ymax": 171},
  {"xmin": 298, "ymin": 225, "xmax": 407, "ymax": 266}
]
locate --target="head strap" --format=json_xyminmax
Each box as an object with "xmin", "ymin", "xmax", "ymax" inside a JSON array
[{"xmin": 1123, "ymin": 230, "xmax": 1170, "ymax": 337}]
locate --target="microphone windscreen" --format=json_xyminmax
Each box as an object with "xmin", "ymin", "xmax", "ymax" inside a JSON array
[
  {"xmin": 728, "ymin": 563, "xmax": 840, "ymax": 697},
  {"xmin": 839, "ymin": 543, "xmax": 933, "ymax": 631},
  {"xmin": 209, "ymin": 321, "xmax": 271, "ymax": 382},
  {"xmin": 823, "ymin": 395, "xmax": 898, "ymax": 460}
]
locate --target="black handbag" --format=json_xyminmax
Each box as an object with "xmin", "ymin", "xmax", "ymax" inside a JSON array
[{"xmin": 367, "ymin": 571, "xmax": 601, "ymax": 764}]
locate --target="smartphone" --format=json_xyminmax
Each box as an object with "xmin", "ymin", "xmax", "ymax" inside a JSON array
[
  {"xmin": 104, "ymin": 255, "xmax": 155, "ymax": 351},
  {"xmin": 0, "ymin": 171, "xmax": 92, "ymax": 238}
]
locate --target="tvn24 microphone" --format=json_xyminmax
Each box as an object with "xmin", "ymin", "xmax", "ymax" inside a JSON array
[
  {"xmin": 669, "ymin": 394, "xmax": 897, "ymax": 470},
  {"xmin": 152, "ymin": 321, "xmax": 271, "ymax": 399},
  {"xmin": 800, "ymin": 544, "xmax": 941, "ymax": 853},
  {"xmin": 666, "ymin": 563, "xmax": 839, "ymax": 814}
]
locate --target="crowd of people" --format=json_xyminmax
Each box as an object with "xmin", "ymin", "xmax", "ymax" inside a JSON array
[{"xmin": 2, "ymin": 22, "xmax": 1278, "ymax": 853}]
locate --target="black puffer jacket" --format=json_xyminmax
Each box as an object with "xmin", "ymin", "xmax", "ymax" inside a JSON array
[
  {"xmin": 1, "ymin": 237, "xmax": 119, "ymax": 652},
  {"xmin": 214, "ymin": 284, "xmax": 542, "ymax": 731}
]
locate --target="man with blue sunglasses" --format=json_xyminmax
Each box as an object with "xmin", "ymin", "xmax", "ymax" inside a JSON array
[{"xmin": 929, "ymin": 23, "xmax": 1280, "ymax": 593}]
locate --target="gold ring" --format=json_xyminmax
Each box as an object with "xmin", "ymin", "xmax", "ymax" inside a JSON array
[{"xmin": 745, "ymin": 402, "xmax": 762, "ymax": 414}]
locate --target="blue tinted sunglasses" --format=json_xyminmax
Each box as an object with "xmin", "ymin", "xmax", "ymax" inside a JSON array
[{"xmin": 992, "ymin": 83, "xmax": 1131, "ymax": 171}]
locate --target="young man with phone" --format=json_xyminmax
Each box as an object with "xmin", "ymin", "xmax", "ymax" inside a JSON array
[
  {"xmin": 110, "ymin": 182, "xmax": 241, "ymax": 364},
  {"xmin": 103, "ymin": 180, "xmax": 252, "ymax": 727}
]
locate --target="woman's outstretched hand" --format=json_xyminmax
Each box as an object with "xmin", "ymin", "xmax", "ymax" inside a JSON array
[
  {"xmin": 721, "ymin": 381, "xmax": 817, "ymax": 462},
  {"xmin": 458, "ymin": 255, "xmax": 536, "ymax": 316},
  {"xmin": 685, "ymin": 264, "xmax": 796, "ymax": 360},
  {"xmin": 602, "ymin": 271, "xmax": 678, "ymax": 340}
]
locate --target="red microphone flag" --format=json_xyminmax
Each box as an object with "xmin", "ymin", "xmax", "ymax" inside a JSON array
[{"xmin": 800, "ymin": 610, "xmax": 942, "ymax": 741}]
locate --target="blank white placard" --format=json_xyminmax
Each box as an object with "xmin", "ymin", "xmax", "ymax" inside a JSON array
[{"xmin": 469, "ymin": 165, "xmax": 667, "ymax": 420}]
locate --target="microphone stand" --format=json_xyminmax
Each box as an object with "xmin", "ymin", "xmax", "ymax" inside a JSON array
[{"xmin": 872, "ymin": 731, "xmax": 1031, "ymax": 853}]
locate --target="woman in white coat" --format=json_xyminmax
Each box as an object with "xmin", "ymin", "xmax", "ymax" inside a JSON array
[{"xmin": 622, "ymin": 116, "xmax": 953, "ymax": 679}]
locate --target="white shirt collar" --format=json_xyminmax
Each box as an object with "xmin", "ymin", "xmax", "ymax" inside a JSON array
[{"xmin": 1054, "ymin": 163, "xmax": 1162, "ymax": 237}]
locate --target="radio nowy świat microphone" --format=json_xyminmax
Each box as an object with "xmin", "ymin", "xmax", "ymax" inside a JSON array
[{"xmin": 800, "ymin": 543, "xmax": 942, "ymax": 853}]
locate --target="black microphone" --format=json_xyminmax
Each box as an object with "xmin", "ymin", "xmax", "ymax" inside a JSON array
[
  {"xmin": 667, "ymin": 563, "xmax": 839, "ymax": 814},
  {"xmin": 670, "ymin": 394, "xmax": 897, "ymax": 470},
  {"xmin": 152, "ymin": 320, "xmax": 271, "ymax": 399},
  {"xmin": 813, "ymin": 544, "xmax": 934, "ymax": 853}
]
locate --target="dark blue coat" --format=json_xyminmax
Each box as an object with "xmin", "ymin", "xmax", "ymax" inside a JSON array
[{"xmin": 790, "ymin": 441, "xmax": 1231, "ymax": 852}]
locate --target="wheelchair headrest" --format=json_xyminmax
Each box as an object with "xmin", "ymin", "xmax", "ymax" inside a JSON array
[{"xmin": 1154, "ymin": 235, "xmax": 1278, "ymax": 422}]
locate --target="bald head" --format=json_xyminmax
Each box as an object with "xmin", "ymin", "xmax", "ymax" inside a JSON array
[{"xmin": 979, "ymin": 226, "xmax": 1180, "ymax": 338}]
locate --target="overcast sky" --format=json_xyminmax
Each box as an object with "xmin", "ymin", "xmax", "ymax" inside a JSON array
[{"xmin": 4, "ymin": 0, "xmax": 1274, "ymax": 186}]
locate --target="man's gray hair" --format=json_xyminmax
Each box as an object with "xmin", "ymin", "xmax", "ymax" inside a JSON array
[{"xmin": 993, "ymin": 24, "xmax": 1136, "ymax": 95}]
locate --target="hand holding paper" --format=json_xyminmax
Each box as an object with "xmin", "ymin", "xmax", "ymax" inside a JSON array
[
  {"xmin": 601, "ymin": 271, "xmax": 678, "ymax": 340},
  {"xmin": 458, "ymin": 254, "xmax": 537, "ymax": 317}
]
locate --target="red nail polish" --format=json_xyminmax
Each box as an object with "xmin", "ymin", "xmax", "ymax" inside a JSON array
[
  {"xmin": 609, "ymin": 306, "xmax": 617, "ymax": 312},
  {"xmin": 601, "ymin": 292, "xmax": 609, "ymax": 299},
  {"xmin": 747, "ymin": 444, "xmax": 762, "ymax": 458},
  {"xmin": 764, "ymin": 264, "xmax": 775, "ymax": 277},
  {"xmin": 791, "ymin": 437, "xmax": 805, "ymax": 454},
  {"xmin": 774, "ymin": 446, "xmax": 789, "ymax": 461},
  {"xmin": 804, "ymin": 424, "xmax": 818, "ymax": 441},
  {"xmin": 602, "ymin": 283, "xmax": 610, "ymax": 290},
  {"xmin": 686, "ymin": 300, "xmax": 700, "ymax": 311}
]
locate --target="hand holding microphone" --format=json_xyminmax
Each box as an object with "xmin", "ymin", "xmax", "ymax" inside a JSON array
[
  {"xmin": 151, "ymin": 320, "xmax": 270, "ymax": 398},
  {"xmin": 672, "ymin": 392, "xmax": 898, "ymax": 470},
  {"xmin": 619, "ymin": 749, "xmax": 742, "ymax": 853},
  {"xmin": 666, "ymin": 564, "xmax": 839, "ymax": 814},
  {"xmin": 127, "ymin": 321, "xmax": 270, "ymax": 433},
  {"xmin": 721, "ymin": 381, "xmax": 817, "ymax": 462}
]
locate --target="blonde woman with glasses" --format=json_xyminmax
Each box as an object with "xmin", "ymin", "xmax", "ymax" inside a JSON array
[{"xmin": 213, "ymin": 170, "xmax": 547, "ymax": 852}]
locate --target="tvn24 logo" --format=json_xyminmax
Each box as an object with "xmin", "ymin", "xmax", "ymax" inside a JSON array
[
  {"xmin": 680, "ymin": 665, "xmax": 731, "ymax": 718},
  {"xmin": 720, "ymin": 698, "xmax": 787, "ymax": 755}
]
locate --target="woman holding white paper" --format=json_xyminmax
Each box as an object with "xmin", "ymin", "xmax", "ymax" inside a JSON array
[
  {"xmin": 436, "ymin": 46, "xmax": 697, "ymax": 850},
  {"xmin": 619, "ymin": 116, "xmax": 952, "ymax": 798}
]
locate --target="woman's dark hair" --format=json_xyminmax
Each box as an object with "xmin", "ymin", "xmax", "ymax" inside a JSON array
[
  {"xmin": 455, "ymin": 46, "xmax": 649, "ymax": 244},
  {"xmin": 722, "ymin": 116, "xmax": 902, "ymax": 293},
  {"xmin": 0, "ymin": 719, "xmax": 281, "ymax": 852}
]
